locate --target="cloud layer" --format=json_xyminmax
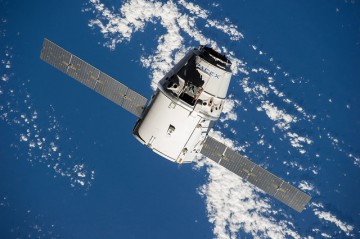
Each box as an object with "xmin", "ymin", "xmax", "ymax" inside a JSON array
[
  {"xmin": 83, "ymin": 0, "xmax": 357, "ymax": 238},
  {"xmin": 0, "ymin": 35, "xmax": 95, "ymax": 191}
]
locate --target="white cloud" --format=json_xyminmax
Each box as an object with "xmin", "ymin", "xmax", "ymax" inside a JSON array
[
  {"xmin": 298, "ymin": 180, "xmax": 319, "ymax": 195},
  {"xmin": 178, "ymin": 0, "xmax": 209, "ymax": 19},
  {"xmin": 171, "ymin": 3, "xmax": 243, "ymax": 42},
  {"xmin": 220, "ymin": 99, "xmax": 238, "ymax": 122},
  {"xmin": 20, "ymin": 134, "xmax": 28, "ymax": 142},
  {"xmin": 321, "ymin": 232, "xmax": 332, "ymax": 238},
  {"xmin": 0, "ymin": 44, "xmax": 94, "ymax": 190},
  {"xmin": 312, "ymin": 203, "xmax": 354, "ymax": 236},
  {"xmin": 205, "ymin": 19, "xmax": 244, "ymax": 41},
  {"xmin": 327, "ymin": 132, "xmax": 359, "ymax": 167},
  {"xmin": 1, "ymin": 74, "xmax": 9, "ymax": 82},
  {"xmin": 287, "ymin": 132, "xmax": 313, "ymax": 154},
  {"xmin": 260, "ymin": 101, "xmax": 295, "ymax": 130}
]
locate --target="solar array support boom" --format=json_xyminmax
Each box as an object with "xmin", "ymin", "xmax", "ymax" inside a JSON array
[
  {"xmin": 40, "ymin": 38, "xmax": 147, "ymax": 117},
  {"xmin": 200, "ymin": 136, "xmax": 312, "ymax": 212}
]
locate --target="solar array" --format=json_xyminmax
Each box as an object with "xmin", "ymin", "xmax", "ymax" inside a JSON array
[
  {"xmin": 40, "ymin": 39, "xmax": 147, "ymax": 117},
  {"xmin": 200, "ymin": 136, "xmax": 312, "ymax": 212}
]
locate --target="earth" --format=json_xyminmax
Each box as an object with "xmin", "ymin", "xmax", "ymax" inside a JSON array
[{"xmin": 0, "ymin": 0, "xmax": 359, "ymax": 238}]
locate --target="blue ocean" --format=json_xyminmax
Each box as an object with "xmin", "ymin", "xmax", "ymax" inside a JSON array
[{"xmin": 1, "ymin": 0, "xmax": 359, "ymax": 238}]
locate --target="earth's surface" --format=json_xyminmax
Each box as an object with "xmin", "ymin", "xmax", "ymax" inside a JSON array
[{"xmin": 1, "ymin": 0, "xmax": 359, "ymax": 238}]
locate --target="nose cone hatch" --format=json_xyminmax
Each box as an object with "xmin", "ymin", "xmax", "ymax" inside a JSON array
[{"xmin": 196, "ymin": 46, "xmax": 232, "ymax": 99}]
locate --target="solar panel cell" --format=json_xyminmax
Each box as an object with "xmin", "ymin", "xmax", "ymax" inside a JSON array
[
  {"xmin": 200, "ymin": 136, "xmax": 226, "ymax": 163},
  {"xmin": 122, "ymin": 89, "xmax": 148, "ymax": 117},
  {"xmin": 40, "ymin": 39, "xmax": 71, "ymax": 73}
]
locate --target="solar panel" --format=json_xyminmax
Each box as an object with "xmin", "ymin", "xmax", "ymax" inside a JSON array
[
  {"xmin": 40, "ymin": 38, "xmax": 147, "ymax": 117},
  {"xmin": 200, "ymin": 136, "xmax": 311, "ymax": 212}
]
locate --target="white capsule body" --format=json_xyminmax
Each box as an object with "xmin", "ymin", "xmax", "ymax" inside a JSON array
[{"xmin": 133, "ymin": 46, "xmax": 232, "ymax": 163}]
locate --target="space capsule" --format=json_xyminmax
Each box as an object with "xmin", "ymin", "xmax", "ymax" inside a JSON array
[{"xmin": 133, "ymin": 46, "xmax": 232, "ymax": 164}]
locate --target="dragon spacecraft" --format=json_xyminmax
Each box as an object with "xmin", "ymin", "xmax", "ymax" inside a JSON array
[{"xmin": 40, "ymin": 39, "xmax": 311, "ymax": 212}]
